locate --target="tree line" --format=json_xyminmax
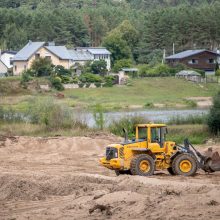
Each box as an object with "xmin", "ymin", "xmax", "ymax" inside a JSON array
[{"xmin": 0, "ymin": 0, "xmax": 220, "ymax": 67}]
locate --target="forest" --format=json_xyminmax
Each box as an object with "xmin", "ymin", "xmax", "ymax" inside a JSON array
[{"xmin": 0, "ymin": 0, "xmax": 220, "ymax": 65}]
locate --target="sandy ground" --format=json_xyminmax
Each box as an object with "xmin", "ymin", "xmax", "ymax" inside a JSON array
[{"xmin": 0, "ymin": 135, "xmax": 220, "ymax": 220}]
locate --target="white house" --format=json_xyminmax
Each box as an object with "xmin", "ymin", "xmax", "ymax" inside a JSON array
[
  {"xmin": 71, "ymin": 47, "xmax": 111, "ymax": 70},
  {"xmin": 0, "ymin": 50, "xmax": 17, "ymax": 68},
  {"xmin": 0, "ymin": 60, "xmax": 8, "ymax": 76}
]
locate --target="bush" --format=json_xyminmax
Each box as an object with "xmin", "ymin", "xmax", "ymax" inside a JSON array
[
  {"xmin": 54, "ymin": 65, "xmax": 71, "ymax": 77},
  {"xmin": 26, "ymin": 98, "xmax": 80, "ymax": 130},
  {"xmin": 108, "ymin": 115, "xmax": 146, "ymax": 138},
  {"xmin": 207, "ymin": 92, "xmax": 220, "ymax": 135},
  {"xmin": 92, "ymin": 104, "xmax": 105, "ymax": 130},
  {"xmin": 50, "ymin": 76, "xmax": 64, "ymax": 91},
  {"xmin": 90, "ymin": 60, "xmax": 107, "ymax": 75},
  {"xmin": 79, "ymin": 73, "xmax": 103, "ymax": 83},
  {"xmin": 113, "ymin": 59, "xmax": 132, "ymax": 72},
  {"xmin": 60, "ymin": 75, "xmax": 72, "ymax": 84},
  {"xmin": 20, "ymin": 70, "xmax": 33, "ymax": 86},
  {"xmin": 31, "ymin": 57, "xmax": 53, "ymax": 77},
  {"xmin": 215, "ymin": 69, "xmax": 220, "ymax": 77},
  {"xmin": 103, "ymin": 75, "xmax": 116, "ymax": 87},
  {"xmin": 139, "ymin": 64, "xmax": 175, "ymax": 77},
  {"xmin": 94, "ymin": 82, "xmax": 102, "ymax": 88}
]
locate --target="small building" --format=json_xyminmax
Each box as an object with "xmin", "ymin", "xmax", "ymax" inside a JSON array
[
  {"xmin": 0, "ymin": 50, "xmax": 17, "ymax": 69},
  {"xmin": 121, "ymin": 68, "xmax": 138, "ymax": 78},
  {"xmin": 175, "ymin": 70, "xmax": 202, "ymax": 83},
  {"xmin": 166, "ymin": 49, "xmax": 220, "ymax": 75},
  {"xmin": 0, "ymin": 60, "xmax": 8, "ymax": 76}
]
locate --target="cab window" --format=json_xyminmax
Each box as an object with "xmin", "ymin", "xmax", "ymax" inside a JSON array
[
  {"xmin": 151, "ymin": 127, "xmax": 160, "ymax": 143},
  {"xmin": 138, "ymin": 127, "xmax": 147, "ymax": 140},
  {"xmin": 151, "ymin": 127, "xmax": 166, "ymax": 146}
]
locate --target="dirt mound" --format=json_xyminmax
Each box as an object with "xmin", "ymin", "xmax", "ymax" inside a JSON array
[
  {"xmin": 0, "ymin": 136, "xmax": 220, "ymax": 219},
  {"xmin": 0, "ymin": 174, "xmax": 114, "ymax": 201}
]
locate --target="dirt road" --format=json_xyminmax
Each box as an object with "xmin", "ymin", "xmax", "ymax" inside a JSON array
[{"xmin": 0, "ymin": 135, "xmax": 220, "ymax": 220}]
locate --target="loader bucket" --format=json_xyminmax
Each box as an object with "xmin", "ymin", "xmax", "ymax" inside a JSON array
[{"xmin": 203, "ymin": 148, "xmax": 220, "ymax": 172}]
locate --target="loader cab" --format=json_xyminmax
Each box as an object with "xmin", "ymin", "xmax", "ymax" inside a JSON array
[{"xmin": 136, "ymin": 124, "xmax": 167, "ymax": 149}]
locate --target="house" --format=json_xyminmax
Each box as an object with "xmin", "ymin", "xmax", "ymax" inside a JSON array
[
  {"xmin": 72, "ymin": 47, "xmax": 111, "ymax": 70},
  {"xmin": 0, "ymin": 50, "xmax": 17, "ymax": 68},
  {"xmin": 0, "ymin": 60, "xmax": 8, "ymax": 76},
  {"xmin": 166, "ymin": 49, "xmax": 220, "ymax": 75},
  {"xmin": 12, "ymin": 41, "xmax": 111, "ymax": 75},
  {"xmin": 12, "ymin": 41, "xmax": 72, "ymax": 75},
  {"xmin": 175, "ymin": 70, "xmax": 202, "ymax": 83}
]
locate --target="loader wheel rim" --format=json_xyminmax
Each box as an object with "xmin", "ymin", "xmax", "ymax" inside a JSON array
[
  {"xmin": 139, "ymin": 160, "xmax": 150, "ymax": 172},
  {"xmin": 179, "ymin": 160, "xmax": 192, "ymax": 173}
]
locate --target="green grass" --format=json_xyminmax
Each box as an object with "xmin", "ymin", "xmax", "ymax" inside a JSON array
[
  {"xmin": 63, "ymin": 77, "xmax": 219, "ymax": 110},
  {"xmin": 1, "ymin": 77, "xmax": 219, "ymax": 111}
]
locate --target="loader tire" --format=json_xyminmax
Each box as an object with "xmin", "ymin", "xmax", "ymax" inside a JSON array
[
  {"xmin": 130, "ymin": 154, "xmax": 155, "ymax": 176},
  {"xmin": 172, "ymin": 153, "xmax": 197, "ymax": 176},
  {"xmin": 167, "ymin": 167, "xmax": 176, "ymax": 175}
]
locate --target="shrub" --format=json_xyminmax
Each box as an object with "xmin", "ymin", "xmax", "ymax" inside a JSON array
[
  {"xmin": 113, "ymin": 59, "xmax": 132, "ymax": 72},
  {"xmin": 108, "ymin": 115, "xmax": 146, "ymax": 138},
  {"xmin": 50, "ymin": 76, "xmax": 64, "ymax": 91},
  {"xmin": 139, "ymin": 64, "xmax": 175, "ymax": 77},
  {"xmin": 60, "ymin": 75, "xmax": 72, "ymax": 84},
  {"xmin": 91, "ymin": 60, "xmax": 107, "ymax": 75},
  {"xmin": 31, "ymin": 57, "xmax": 53, "ymax": 77},
  {"xmin": 54, "ymin": 65, "xmax": 71, "ymax": 77},
  {"xmin": 92, "ymin": 104, "xmax": 105, "ymax": 130},
  {"xmin": 94, "ymin": 82, "xmax": 102, "ymax": 88},
  {"xmin": 20, "ymin": 70, "xmax": 33, "ymax": 86},
  {"xmin": 103, "ymin": 75, "xmax": 116, "ymax": 87},
  {"xmin": 26, "ymin": 98, "xmax": 78, "ymax": 130},
  {"xmin": 215, "ymin": 69, "xmax": 220, "ymax": 77},
  {"xmin": 79, "ymin": 73, "xmax": 103, "ymax": 83},
  {"xmin": 207, "ymin": 92, "xmax": 220, "ymax": 135}
]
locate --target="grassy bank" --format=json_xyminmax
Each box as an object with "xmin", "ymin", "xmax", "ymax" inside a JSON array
[{"xmin": 1, "ymin": 77, "xmax": 219, "ymax": 111}]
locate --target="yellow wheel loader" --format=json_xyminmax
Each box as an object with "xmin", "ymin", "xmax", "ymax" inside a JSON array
[{"xmin": 100, "ymin": 124, "xmax": 220, "ymax": 176}]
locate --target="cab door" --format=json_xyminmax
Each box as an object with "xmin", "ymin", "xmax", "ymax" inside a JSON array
[{"xmin": 148, "ymin": 127, "xmax": 166, "ymax": 153}]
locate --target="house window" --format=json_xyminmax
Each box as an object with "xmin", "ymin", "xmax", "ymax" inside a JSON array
[
  {"xmin": 35, "ymin": 54, "xmax": 40, "ymax": 59},
  {"xmin": 208, "ymin": 59, "xmax": 215, "ymax": 64},
  {"xmin": 188, "ymin": 59, "xmax": 198, "ymax": 64},
  {"xmin": 45, "ymin": 56, "xmax": 51, "ymax": 61},
  {"xmin": 24, "ymin": 65, "xmax": 27, "ymax": 70},
  {"xmin": 14, "ymin": 65, "xmax": 17, "ymax": 71}
]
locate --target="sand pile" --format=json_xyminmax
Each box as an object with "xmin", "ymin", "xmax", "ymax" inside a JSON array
[{"xmin": 0, "ymin": 135, "xmax": 220, "ymax": 220}]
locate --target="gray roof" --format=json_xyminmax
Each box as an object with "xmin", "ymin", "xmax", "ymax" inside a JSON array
[
  {"xmin": 76, "ymin": 47, "xmax": 111, "ymax": 55},
  {"xmin": 176, "ymin": 70, "xmax": 201, "ymax": 76},
  {"xmin": 166, "ymin": 49, "xmax": 220, "ymax": 59},
  {"xmin": 13, "ymin": 41, "xmax": 45, "ymax": 61},
  {"xmin": 68, "ymin": 49, "xmax": 93, "ymax": 61},
  {"xmin": 46, "ymin": 46, "xmax": 71, "ymax": 60},
  {"xmin": 122, "ymin": 68, "xmax": 138, "ymax": 72},
  {"xmin": 87, "ymin": 48, "xmax": 111, "ymax": 55}
]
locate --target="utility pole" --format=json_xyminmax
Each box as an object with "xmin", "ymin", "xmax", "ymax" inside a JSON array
[
  {"xmin": 173, "ymin": 43, "xmax": 175, "ymax": 55},
  {"xmin": 162, "ymin": 49, "xmax": 166, "ymax": 64}
]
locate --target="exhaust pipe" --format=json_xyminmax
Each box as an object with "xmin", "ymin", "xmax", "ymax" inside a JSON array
[{"xmin": 123, "ymin": 128, "xmax": 128, "ymax": 143}]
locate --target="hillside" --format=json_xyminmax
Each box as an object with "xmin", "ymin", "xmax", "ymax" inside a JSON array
[{"xmin": 0, "ymin": 0, "xmax": 220, "ymax": 65}]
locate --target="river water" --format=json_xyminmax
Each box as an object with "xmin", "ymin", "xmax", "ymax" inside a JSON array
[{"xmin": 77, "ymin": 109, "xmax": 209, "ymax": 127}]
